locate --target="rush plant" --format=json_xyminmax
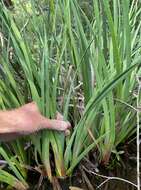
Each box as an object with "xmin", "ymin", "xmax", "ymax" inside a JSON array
[{"xmin": 0, "ymin": 0, "xmax": 141, "ymax": 188}]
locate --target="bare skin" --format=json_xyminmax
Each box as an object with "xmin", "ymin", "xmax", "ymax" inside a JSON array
[{"xmin": 0, "ymin": 102, "xmax": 71, "ymax": 141}]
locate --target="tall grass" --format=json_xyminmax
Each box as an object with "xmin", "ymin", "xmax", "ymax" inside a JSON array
[{"xmin": 0, "ymin": 0, "xmax": 141, "ymax": 188}]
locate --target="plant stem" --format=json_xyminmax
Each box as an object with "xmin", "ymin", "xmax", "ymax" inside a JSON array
[{"xmin": 137, "ymin": 76, "xmax": 141, "ymax": 190}]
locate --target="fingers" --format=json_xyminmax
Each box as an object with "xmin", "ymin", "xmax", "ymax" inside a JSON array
[
  {"xmin": 21, "ymin": 104, "xmax": 71, "ymax": 133},
  {"xmin": 55, "ymin": 113, "xmax": 71, "ymax": 135},
  {"xmin": 42, "ymin": 119, "xmax": 71, "ymax": 132},
  {"xmin": 50, "ymin": 120, "xmax": 71, "ymax": 131}
]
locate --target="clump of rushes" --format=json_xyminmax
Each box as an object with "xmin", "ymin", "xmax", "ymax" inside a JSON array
[{"xmin": 0, "ymin": 0, "xmax": 141, "ymax": 188}]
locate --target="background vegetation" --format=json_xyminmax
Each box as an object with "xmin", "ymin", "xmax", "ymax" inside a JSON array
[{"xmin": 0, "ymin": 0, "xmax": 140, "ymax": 189}]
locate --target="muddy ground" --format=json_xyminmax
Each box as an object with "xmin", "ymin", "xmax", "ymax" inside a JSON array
[{"xmin": 26, "ymin": 138, "xmax": 138, "ymax": 190}]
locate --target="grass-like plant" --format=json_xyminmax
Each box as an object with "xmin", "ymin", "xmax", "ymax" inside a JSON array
[{"xmin": 0, "ymin": 0, "xmax": 141, "ymax": 188}]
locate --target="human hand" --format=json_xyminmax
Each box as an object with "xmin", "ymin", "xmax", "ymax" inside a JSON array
[
  {"xmin": 16, "ymin": 102, "xmax": 71, "ymax": 134},
  {"xmin": 0, "ymin": 102, "xmax": 71, "ymax": 141}
]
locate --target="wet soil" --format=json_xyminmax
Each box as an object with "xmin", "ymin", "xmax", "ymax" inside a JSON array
[{"xmin": 27, "ymin": 139, "xmax": 139, "ymax": 190}]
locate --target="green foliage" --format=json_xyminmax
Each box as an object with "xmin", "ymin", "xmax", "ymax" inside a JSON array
[{"xmin": 0, "ymin": 0, "xmax": 141, "ymax": 188}]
